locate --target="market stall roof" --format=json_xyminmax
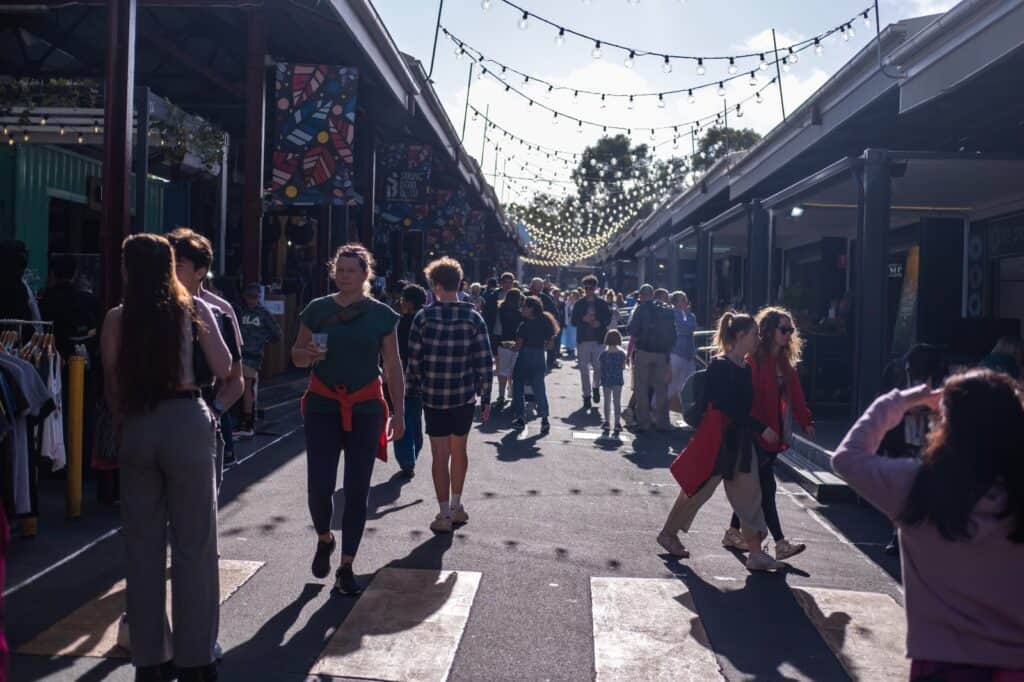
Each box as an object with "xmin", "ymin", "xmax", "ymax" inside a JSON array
[{"xmin": 764, "ymin": 152, "xmax": 1024, "ymax": 247}]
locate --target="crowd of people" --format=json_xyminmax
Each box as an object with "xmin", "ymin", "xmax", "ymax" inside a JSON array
[{"xmin": 9, "ymin": 235, "xmax": 1021, "ymax": 681}]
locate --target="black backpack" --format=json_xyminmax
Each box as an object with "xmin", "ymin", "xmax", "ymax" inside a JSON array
[
  {"xmin": 640, "ymin": 302, "xmax": 677, "ymax": 354},
  {"xmin": 681, "ymin": 368, "xmax": 707, "ymax": 427}
]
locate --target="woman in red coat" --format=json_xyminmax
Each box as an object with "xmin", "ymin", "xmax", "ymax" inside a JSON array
[{"xmin": 722, "ymin": 307, "xmax": 815, "ymax": 561}]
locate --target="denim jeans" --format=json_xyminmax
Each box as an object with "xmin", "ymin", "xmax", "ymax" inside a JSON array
[
  {"xmin": 513, "ymin": 347, "xmax": 550, "ymax": 420},
  {"xmin": 393, "ymin": 395, "xmax": 424, "ymax": 470}
]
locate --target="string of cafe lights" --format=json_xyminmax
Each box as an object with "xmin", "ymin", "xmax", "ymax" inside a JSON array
[
  {"xmin": 446, "ymin": 4, "xmax": 868, "ymax": 107},
  {"xmin": 477, "ymin": 0, "xmax": 872, "ymax": 73}
]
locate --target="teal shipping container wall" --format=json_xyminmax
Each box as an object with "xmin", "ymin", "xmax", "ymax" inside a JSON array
[{"xmin": 1, "ymin": 144, "xmax": 165, "ymax": 279}]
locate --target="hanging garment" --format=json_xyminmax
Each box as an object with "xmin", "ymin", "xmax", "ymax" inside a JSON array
[
  {"xmin": 0, "ymin": 354, "xmax": 54, "ymax": 515},
  {"xmin": 41, "ymin": 352, "xmax": 66, "ymax": 471}
]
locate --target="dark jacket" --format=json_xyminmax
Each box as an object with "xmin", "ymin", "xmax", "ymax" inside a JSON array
[
  {"xmin": 571, "ymin": 296, "xmax": 612, "ymax": 345},
  {"xmin": 482, "ymin": 287, "xmax": 501, "ymax": 333},
  {"xmin": 38, "ymin": 282, "xmax": 102, "ymax": 359}
]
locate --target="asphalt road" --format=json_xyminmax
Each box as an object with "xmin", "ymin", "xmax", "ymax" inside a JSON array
[{"xmin": 7, "ymin": 363, "xmax": 903, "ymax": 681}]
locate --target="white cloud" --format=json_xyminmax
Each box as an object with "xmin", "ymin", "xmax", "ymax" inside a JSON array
[{"xmin": 739, "ymin": 29, "xmax": 805, "ymax": 54}]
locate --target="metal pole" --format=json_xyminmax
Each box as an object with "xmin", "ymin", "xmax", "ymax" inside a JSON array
[
  {"xmin": 479, "ymin": 103, "xmax": 489, "ymax": 168},
  {"xmin": 771, "ymin": 29, "xmax": 787, "ymax": 120},
  {"xmin": 66, "ymin": 355, "xmax": 85, "ymax": 518},
  {"xmin": 460, "ymin": 61, "xmax": 474, "ymax": 141},
  {"xmin": 427, "ymin": 0, "xmax": 445, "ymax": 80}
]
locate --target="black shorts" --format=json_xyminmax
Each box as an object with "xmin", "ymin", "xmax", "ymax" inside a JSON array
[{"xmin": 423, "ymin": 403, "xmax": 477, "ymax": 437}]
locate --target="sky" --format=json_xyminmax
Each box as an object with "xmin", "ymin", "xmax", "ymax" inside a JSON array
[{"xmin": 372, "ymin": 0, "xmax": 957, "ymax": 206}]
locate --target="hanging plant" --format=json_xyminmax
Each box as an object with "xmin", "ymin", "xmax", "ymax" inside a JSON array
[
  {"xmin": 148, "ymin": 99, "xmax": 224, "ymax": 171},
  {"xmin": 0, "ymin": 78, "xmax": 102, "ymax": 114}
]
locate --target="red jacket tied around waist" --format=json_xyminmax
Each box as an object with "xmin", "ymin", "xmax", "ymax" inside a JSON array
[
  {"xmin": 302, "ymin": 373, "xmax": 389, "ymax": 462},
  {"xmin": 749, "ymin": 353, "xmax": 813, "ymax": 452}
]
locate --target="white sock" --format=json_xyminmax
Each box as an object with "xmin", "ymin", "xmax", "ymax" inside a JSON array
[
  {"xmin": 439, "ymin": 500, "xmax": 451, "ymax": 517},
  {"xmin": 451, "ymin": 494, "xmax": 462, "ymax": 511}
]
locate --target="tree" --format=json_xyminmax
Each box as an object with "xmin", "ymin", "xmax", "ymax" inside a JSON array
[{"xmin": 690, "ymin": 127, "xmax": 762, "ymax": 175}]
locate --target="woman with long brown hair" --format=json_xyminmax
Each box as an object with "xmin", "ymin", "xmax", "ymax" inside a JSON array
[
  {"xmin": 657, "ymin": 312, "xmax": 785, "ymax": 572},
  {"xmin": 101, "ymin": 234, "xmax": 231, "ymax": 682},
  {"xmin": 833, "ymin": 370, "xmax": 1024, "ymax": 679},
  {"xmin": 721, "ymin": 307, "xmax": 814, "ymax": 561},
  {"xmin": 292, "ymin": 244, "xmax": 405, "ymax": 596}
]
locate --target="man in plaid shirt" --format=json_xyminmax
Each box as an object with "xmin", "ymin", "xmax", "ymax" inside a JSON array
[{"xmin": 407, "ymin": 257, "xmax": 493, "ymax": 533}]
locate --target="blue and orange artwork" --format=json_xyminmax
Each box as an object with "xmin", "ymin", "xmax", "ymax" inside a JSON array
[{"xmin": 270, "ymin": 63, "xmax": 358, "ymax": 206}]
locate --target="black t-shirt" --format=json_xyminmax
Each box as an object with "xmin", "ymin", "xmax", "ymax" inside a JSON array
[{"xmin": 516, "ymin": 316, "xmax": 554, "ymax": 349}]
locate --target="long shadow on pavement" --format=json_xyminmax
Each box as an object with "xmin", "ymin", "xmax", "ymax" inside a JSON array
[
  {"xmin": 665, "ymin": 562, "xmax": 851, "ymax": 681},
  {"xmin": 620, "ymin": 429, "xmax": 692, "ymax": 470}
]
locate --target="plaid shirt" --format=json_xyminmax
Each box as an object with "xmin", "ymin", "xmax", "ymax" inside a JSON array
[{"xmin": 406, "ymin": 301, "xmax": 494, "ymax": 409}]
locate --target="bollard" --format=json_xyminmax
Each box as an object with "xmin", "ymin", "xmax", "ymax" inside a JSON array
[{"xmin": 66, "ymin": 354, "xmax": 85, "ymax": 519}]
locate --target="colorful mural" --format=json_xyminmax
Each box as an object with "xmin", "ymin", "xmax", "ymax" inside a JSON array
[
  {"xmin": 380, "ymin": 143, "xmax": 432, "ymax": 204},
  {"xmin": 270, "ymin": 63, "xmax": 358, "ymax": 206}
]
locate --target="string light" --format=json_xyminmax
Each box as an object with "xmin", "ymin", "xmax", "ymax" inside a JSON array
[
  {"xmin": 517, "ymin": 10, "xmax": 529, "ymax": 29},
  {"xmin": 717, "ymin": 81, "xmax": 726, "ymax": 97},
  {"xmin": 696, "ymin": 57, "xmax": 705, "ymax": 76},
  {"xmin": 663, "ymin": 55, "xmax": 673, "ymax": 74},
  {"xmin": 815, "ymin": 38, "xmax": 823, "ymax": 56},
  {"xmin": 481, "ymin": 0, "xmax": 491, "ymax": 8},
  {"xmin": 863, "ymin": 10, "xmax": 873, "ymax": 28},
  {"xmin": 728, "ymin": 57, "xmax": 737, "ymax": 74},
  {"xmin": 759, "ymin": 53, "xmax": 768, "ymax": 71},
  {"xmin": 39, "ymin": 115, "xmax": 47, "ymax": 126},
  {"xmin": 77, "ymin": 133, "xmax": 84, "ymax": 144},
  {"xmin": 555, "ymin": 27, "xmax": 565, "ymax": 46},
  {"xmin": 592, "ymin": 40, "xmax": 602, "ymax": 59},
  {"xmin": 624, "ymin": 50, "xmax": 635, "ymax": 68},
  {"xmin": 748, "ymin": 71, "xmax": 757, "ymax": 86}
]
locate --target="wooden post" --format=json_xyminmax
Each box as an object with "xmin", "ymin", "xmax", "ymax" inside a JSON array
[
  {"xmin": 243, "ymin": 8, "xmax": 266, "ymax": 284},
  {"xmin": 100, "ymin": 0, "xmax": 136, "ymax": 309},
  {"xmin": 133, "ymin": 85, "xmax": 149, "ymax": 234}
]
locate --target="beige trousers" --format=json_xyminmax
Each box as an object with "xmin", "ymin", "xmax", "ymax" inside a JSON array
[{"xmin": 662, "ymin": 460, "xmax": 767, "ymax": 537}]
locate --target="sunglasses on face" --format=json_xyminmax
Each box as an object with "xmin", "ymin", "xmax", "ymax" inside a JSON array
[{"xmin": 778, "ymin": 327, "xmax": 794, "ymax": 335}]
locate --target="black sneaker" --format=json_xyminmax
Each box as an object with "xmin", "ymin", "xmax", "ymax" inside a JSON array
[
  {"xmin": 540, "ymin": 418, "xmax": 550, "ymax": 432},
  {"xmin": 583, "ymin": 396, "xmax": 592, "ymax": 411},
  {"xmin": 177, "ymin": 662, "xmax": 217, "ymax": 682},
  {"xmin": 592, "ymin": 388, "xmax": 600, "ymax": 404},
  {"xmin": 223, "ymin": 450, "xmax": 236, "ymax": 465},
  {"xmin": 511, "ymin": 418, "xmax": 526, "ymax": 430},
  {"xmin": 311, "ymin": 534, "xmax": 336, "ymax": 579},
  {"xmin": 399, "ymin": 467, "xmax": 416, "ymax": 479},
  {"xmin": 135, "ymin": 662, "xmax": 177, "ymax": 682},
  {"xmin": 333, "ymin": 564, "xmax": 363, "ymax": 596},
  {"xmin": 600, "ymin": 421, "xmax": 610, "ymax": 431}
]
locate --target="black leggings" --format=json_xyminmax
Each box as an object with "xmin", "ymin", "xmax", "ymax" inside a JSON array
[
  {"xmin": 304, "ymin": 410, "xmax": 384, "ymax": 557},
  {"xmin": 730, "ymin": 447, "xmax": 784, "ymax": 541}
]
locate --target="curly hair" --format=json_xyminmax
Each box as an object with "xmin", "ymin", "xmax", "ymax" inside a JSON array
[
  {"xmin": 755, "ymin": 306, "xmax": 804, "ymax": 366},
  {"xmin": 329, "ymin": 243, "xmax": 374, "ymax": 294}
]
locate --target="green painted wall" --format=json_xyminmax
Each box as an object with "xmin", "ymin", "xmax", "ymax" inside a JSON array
[{"xmin": 10, "ymin": 144, "xmax": 165, "ymax": 278}]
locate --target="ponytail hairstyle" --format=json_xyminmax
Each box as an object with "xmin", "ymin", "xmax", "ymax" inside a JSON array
[{"xmin": 713, "ymin": 310, "xmax": 757, "ymax": 356}]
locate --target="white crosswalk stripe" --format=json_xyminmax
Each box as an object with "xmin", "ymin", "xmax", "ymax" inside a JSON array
[
  {"xmin": 310, "ymin": 568, "xmax": 482, "ymax": 682},
  {"xmin": 591, "ymin": 577, "xmax": 722, "ymax": 681}
]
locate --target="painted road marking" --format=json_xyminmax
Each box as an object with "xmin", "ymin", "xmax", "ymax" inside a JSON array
[
  {"xmin": 792, "ymin": 586, "xmax": 908, "ymax": 682},
  {"xmin": 311, "ymin": 568, "xmax": 481, "ymax": 682},
  {"xmin": 18, "ymin": 560, "xmax": 263, "ymax": 658},
  {"xmin": 591, "ymin": 577, "xmax": 722, "ymax": 681}
]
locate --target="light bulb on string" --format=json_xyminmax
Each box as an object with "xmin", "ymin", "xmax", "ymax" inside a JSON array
[
  {"xmin": 755, "ymin": 91, "xmax": 763, "ymax": 104},
  {"xmin": 517, "ymin": 11, "xmax": 529, "ymax": 30},
  {"xmin": 657, "ymin": 94, "xmax": 666, "ymax": 108},
  {"xmin": 77, "ymin": 133, "xmax": 84, "ymax": 144},
  {"xmin": 39, "ymin": 115, "xmax": 47, "ymax": 126},
  {"xmin": 748, "ymin": 71, "xmax": 757, "ymax": 86},
  {"xmin": 735, "ymin": 104, "xmax": 743, "ymax": 118},
  {"xmin": 717, "ymin": 81, "xmax": 726, "ymax": 97},
  {"xmin": 847, "ymin": 24, "xmax": 856, "ymax": 39},
  {"xmin": 600, "ymin": 94, "xmax": 607, "ymax": 109},
  {"xmin": 782, "ymin": 56, "xmax": 790, "ymax": 72},
  {"xmin": 696, "ymin": 58, "xmax": 705, "ymax": 76},
  {"xmin": 728, "ymin": 57, "xmax": 737, "ymax": 75},
  {"xmin": 687, "ymin": 89, "xmax": 695, "ymax": 104},
  {"xmin": 552, "ymin": 112, "xmax": 559, "ymax": 127},
  {"xmin": 592, "ymin": 41, "xmax": 602, "ymax": 59},
  {"xmin": 788, "ymin": 47, "xmax": 798, "ymax": 64},
  {"xmin": 545, "ymin": 84, "xmax": 553, "ymax": 99},
  {"xmin": 477, "ymin": 67, "xmax": 486, "ymax": 80},
  {"xmin": 455, "ymin": 45, "xmax": 465, "ymax": 60},
  {"xmin": 624, "ymin": 50, "xmax": 635, "ymax": 68},
  {"xmin": 577, "ymin": 121, "xmax": 583, "ymax": 134},
  {"xmin": 480, "ymin": 0, "xmax": 490, "ymax": 8},
  {"xmin": 555, "ymin": 28, "xmax": 565, "ymax": 47},
  {"xmin": 815, "ymin": 39, "xmax": 823, "ymax": 56},
  {"xmin": 863, "ymin": 11, "xmax": 872, "ymax": 28},
  {"xmin": 627, "ymin": 95, "xmax": 634, "ymax": 110},
  {"xmin": 662, "ymin": 55, "xmax": 672, "ymax": 74}
]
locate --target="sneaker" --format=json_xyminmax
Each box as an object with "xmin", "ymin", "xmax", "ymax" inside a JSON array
[
  {"xmin": 430, "ymin": 514, "xmax": 453, "ymax": 533},
  {"xmin": 399, "ymin": 467, "xmax": 416, "ymax": 479},
  {"xmin": 746, "ymin": 552, "xmax": 786, "ymax": 572},
  {"xmin": 592, "ymin": 388, "xmax": 601, "ymax": 404},
  {"xmin": 721, "ymin": 527, "xmax": 748, "ymax": 552},
  {"xmin": 583, "ymin": 396, "xmax": 592, "ymax": 410},
  {"xmin": 656, "ymin": 531, "xmax": 690, "ymax": 558},
  {"xmin": 451, "ymin": 507, "xmax": 469, "ymax": 524},
  {"xmin": 177, "ymin": 663, "xmax": 218, "ymax": 682},
  {"xmin": 223, "ymin": 450, "xmax": 236, "ymax": 465},
  {"xmin": 540, "ymin": 418, "xmax": 550, "ymax": 432},
  {"xmin": 311, "ymin": 534, "xmax": 336, "ymax": 579},
  {"xmin": 613, "ymin": 425, "xmax": 622, "ymax": 435},
  {"xmin": 600, "ymin": 421, "xmax": 610, "ymax": 431},
  {"xmin": 333, "ymin": 564, "xmax": 363, "ymax": 596},
  {"xmin": 774, "ymin": 538, "xmax": 806, "ymax": 561},
  {"xmin": 511, "ymin": 418, "xmax": 526, "ymax": 430},
  {"xmin": 213, "ymin": 641, "xmax": 223, "ymax": 661},
  {"xmin": 232, "ymin": 425, "xmax": 254, "ymax": 439}
]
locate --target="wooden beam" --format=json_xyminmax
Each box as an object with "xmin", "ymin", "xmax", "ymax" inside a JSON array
[
  {"xmin": 100, "ymin": 0, "xmax": 136, "ymax": 309},
  {"xmin": 144, "ymin": 31, "xmax": 244, "ymax": 98}
]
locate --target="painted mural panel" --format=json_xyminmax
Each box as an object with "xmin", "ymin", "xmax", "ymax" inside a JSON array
[{"xmin": 270, "ymin": 63, "xmax": 358, "ymax": 206}]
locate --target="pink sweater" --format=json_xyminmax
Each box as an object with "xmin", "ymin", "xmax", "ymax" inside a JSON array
[{"xmin": 833, "ymin": 390, "xmax": 1024, "ymax": 668}]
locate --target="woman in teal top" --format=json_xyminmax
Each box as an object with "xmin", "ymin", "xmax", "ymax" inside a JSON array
[{"xmin": 291, "ymin": 244, "xmax": 405, "ymax": 595}]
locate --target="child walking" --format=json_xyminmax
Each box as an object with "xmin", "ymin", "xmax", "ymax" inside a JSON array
[{"xmin": 599, "ymin": 330, "xmax": 627, "ymax": 433}]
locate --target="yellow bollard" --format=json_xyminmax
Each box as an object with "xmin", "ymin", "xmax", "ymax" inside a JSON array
[{"xmin": 66, "ymin": 355, "xmax": 85, "ymax": 519}]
